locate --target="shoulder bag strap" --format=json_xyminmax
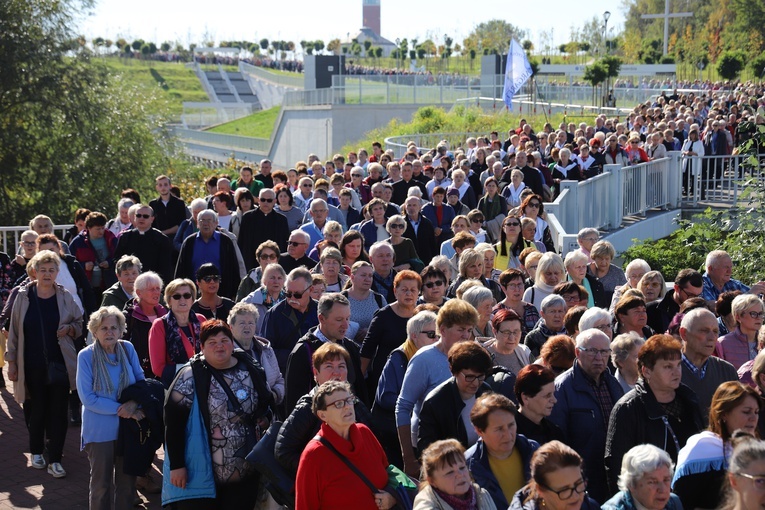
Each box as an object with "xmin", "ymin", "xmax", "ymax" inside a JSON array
[{"xmin": 315, "ymin": 435, "xmax": 378, "ymax": 494}]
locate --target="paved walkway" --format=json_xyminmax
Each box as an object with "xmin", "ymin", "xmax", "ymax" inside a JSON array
[{"xmin": 0, "ymin": 365, "xmax": 162, "ymax": 509}]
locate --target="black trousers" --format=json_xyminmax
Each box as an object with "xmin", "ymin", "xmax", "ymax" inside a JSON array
[
  {"xmin": 23, "ymin": 367, "xmax": 70, "ymax": 463},
  {"xmin": 170, "ymin": 476, "xmax": 260, "ymax": 510}
]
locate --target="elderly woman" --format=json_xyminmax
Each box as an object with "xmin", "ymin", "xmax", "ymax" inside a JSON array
[
  {"xmin": 611, "ymin": 332, "xmax": 646, "ymax": 393},
  {"xmin": 373, "ymin": 310, "xmax": 438, "ymax": 466},
  {"xmin": 295, "ymin": 380, "xmax": 396, "ymax": 510},
  {"xmin": 538, "ymin": 335, "xmax": 576, "ymax": 376},
  {"xmin": 174, "ymin": 198, "xmax": 208, "ymax": 252},
  {"xmin": 68, "ymin": 212, "xmax": 118, "ymax": 295},
  {"xmin": 523, "ymin": 252, "xmax": 564, "ymax": 310},
  {"xmin": 463, "ymin": 286, "xmax": 496, "ymax": 339},
  {"xmin": 6, "ymin": 251, "xmax": 83, "ymax": 477},
  {"xmin": 605, "ymin": 335, "xmax": 705, "ymax": 496},
  {"xmin": 717, "ymin": 294, "xmax": 765, "ymax": 370},
  {"xmin": 509, "ymin": 440, "xmax": 600, "ymax": 510},
  {"xmin": 587, "ymin": 240, "xmax": 627, "ymax": 305},
  {"xmin": 10, "ymin": 230, "xmax": 39, "ymax": 284},
  {"xmin": 313, "ymin": 247, "xmax": 349, "ymax": 292},
  {"xmin": 520, "ymin": 194, "xmax": 555, "ymax": 253},
  {"xmin": 384, "ymin": 214, "xmax": 421, "ymax": 272},
  {"xmin": 163, "ymin": 320, "xmax": 272, "ymax": 509},
  {"xmin": 494, "ymin": 215, "xmax": 528, "ymax": 271},
  {"xmin": 637, "ymin": 271, "xmax": 667, "ymax": 304},
  {"xmin": 307, "ymin": 220, "xmax": 343, "ymax": 262},
  {"xmin": 415, "ymin": 439, "xmax": 497, "ymax": 510},
  {"xmin": 148, "ymin": 278, "xmax": 206, "ymax": 387},
  {"xmin": 241, "ymin": 263, "xmax": 286, "ymax": 333},
  {"xmin": 720, "ymin": 435, "xmax": 765, "ymax": 510},
  {"xmin": 122, "ymin": 271, "xmax": 166, "ymax": 379},
  {"xmin": 673, "ymin": 381, "xmax": 761, "ymax": 510},
  {"xmin": 235, "ymin": 240, "xmax": 280, "ymax": 302},
  {"xmin": 191, "ymin": 263, "xmax": 235, "ymax": 321},
  {"xmin": 466, "ymin": 393, "xmax": 540, "ymax": 509},
  {"xmin": 448, "ymin": 249, "xmax": 505, "ymax": 303},
  {"xmin": 502, "ymin": 169, "xmax": 527, "ymax": 209},
  {"xmin": 602, "ymin": 444, "xmax": 683, "ymax": 510},
  {"xmin": 418, "ymin": 342, "xmax": 494, "ymax": 453},
  {"xmin": 524, "ymin": 295, "xmax": 567, "ymax": 357},
  {"xmin": 361, "ymin": 270, "xmax": 421, "ymax": 397},
  {"xmin": 610, "ymin": 259, "xmax": 651, "ymax": 312},
  {"xmin": 475, "ymin": 242, "xmax": 502, "ymax": 283},
  {"xmin": 615, "ymin": 294, "xmax": 654, "ymax": 339},
  {"xmin": 578, "ymin": 307, "xmax": 614, "ymax": 341},
  {"xmin": 484, "ymin": 308, "xmax": 534, "ymax": 373},
  {"xmin": 227, "ymin": 302, "xmax": 284, "ymax": 406},
  {"xmin": 515, "ymin": 364, "xmax": 564, "ymax": 445},
  {"xmin": 564, "ymin": 251, "xmax": 606, "ymax": 308},
  {"xmin": 495, "ymin": 269, "xmax": 540, "ymax": 340},
  {"xmin": 77, "ymin": 306, "xmax": 145, "ymax": 509}
]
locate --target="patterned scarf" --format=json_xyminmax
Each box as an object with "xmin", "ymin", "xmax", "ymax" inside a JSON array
[
  {"xmin": 163, "ymin": 311, "xmax": 202, "ymax": 364},
  {"xmin": 91, "ymin": 339, "xmax": 131, "ymax": 399},
  {"xmin": 433, "ymin": 484, "xmax": 478, "ymax": 510}
]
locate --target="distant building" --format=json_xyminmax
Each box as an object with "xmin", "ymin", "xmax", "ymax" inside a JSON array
[
  {"xmin": 362, "ymin": 0, "xmax": 381, "ymax": 35},
  {"xmin": 342, "ymin": 27, "xmax": 397, "ymax": 58}
]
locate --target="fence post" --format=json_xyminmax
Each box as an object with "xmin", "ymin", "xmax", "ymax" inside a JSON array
[
  {"xmin": 666, "ymin": 152, "xmax": 682, "ymax": 209},
  {"xmin": 605, "ymin": 164, "xmax": 623, "ymax": 229}
]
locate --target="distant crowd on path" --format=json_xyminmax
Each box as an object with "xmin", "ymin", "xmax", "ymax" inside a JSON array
[{"xmin": 4, "ymin": 85, "xmax": 765, "ymax": 510}]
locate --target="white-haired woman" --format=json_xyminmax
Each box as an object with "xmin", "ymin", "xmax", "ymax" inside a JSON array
[
  {"xmin": 524, "ymin": 294, "xmax": 567, "ymax": 357},
  {"xmin": 313, "ymin": 247, "xmax": 349, "ymax": 293},
  {"xmin": 564, "ymin": 250, "xmax": 606, "ymax": 308},
  {"xmin": 123, "ymin": 271, "xmax": 166, "ymax": 379},
  {"xmin": 610, "ymin": 259, "xmax": 650, "ymax": 313},
  {"xmin": 638, "ymin": 271, "xmax": 667, "ymax": 304},
  {"xmin": 78, "ymin": 306, "xmax": 145, "ymax": 509},
  {"xmin": 602, "ymin": 444, "xmax": 682, "ymax": 510},
  {"xmin": 523, "ymin": 252, "xmax": 565, "ymax": 311},
  {"xmin": 463, "ymin": 286, "xmax": 496, "ymax": 340},
  {"xmin": 717, "ymin": 294, "xmax": 765, "ymax": 370},
  {"xmin": 611, "ymin": 332, "xmax": 645, "ymax": 393},
  {"xmin": 242, "ymin": 263, "xmax": 286, "ymax": 333},
  {"xmin": 578, "ymin": 307, "xmax": 614, "ymax": 341},
  {"xmin": 385, "ymin": 215, "xmax": 420, "ymax": 272}
]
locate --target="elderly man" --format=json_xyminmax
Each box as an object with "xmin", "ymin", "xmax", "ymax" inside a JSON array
[
  {"xmin": 260, "ymin": 267, "xmax": 319, "ymax": 376},
  {"xmin": 100, "ymin": 255, "xmax": 141, "ymax": 309},
  {"xmin": 237, "ymin": 188, "xmax": 289, "ymax": 271},
  {"xmin": 300, "ymin": 199, "xmax": 330, "ymax": 252},
  {"xmin": 646, "ymin": 268, "xmax": 704, "ymax": 334},
  {"xmin": 283, "ymin": 293, "xmax": 368, "ymax": 414},
  {"xmin": 701, "ymin": 250, "xmax": 765, "ymax": 311},
  {"xmin": 679, "ymin": 308, "xmax": 738, "ymax": 425},
  {"xmin": 402, "ymin": 196, "xmax": 437, "ymax": 266},
  {"xmin": 279, "ymin": 231, "xmax": 315, "ymax": 273},
  {"xmin": 369, "ymin": 241, "xmax": 397, "ymax": 303},
  {"xmin": 113, "ymin": 204, "xmax": 174, "ymax": 284},
  {"xmin": 549, "ymin": 329, "xmax": 624, "ymax": 503},
  {"xmin": 174, "ymin": 210, "xmax": 242, "ymax": 300},
  {"xmin": 500, "ymin": 151, "xmax": 544, "ymax": 198}
]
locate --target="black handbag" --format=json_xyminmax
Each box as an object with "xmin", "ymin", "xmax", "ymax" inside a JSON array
[
  {"xmin": 33, "ymin": 288, "xmax": 70, "ymax": 387},
  {"xmin": 245, "ymin": 420, "xmax": 295, "ymax": 509}
]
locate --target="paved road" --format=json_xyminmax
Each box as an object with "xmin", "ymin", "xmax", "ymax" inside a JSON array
[{"xmin": 0, "ymin": 365, "xmax": 162, "ymax": 509}]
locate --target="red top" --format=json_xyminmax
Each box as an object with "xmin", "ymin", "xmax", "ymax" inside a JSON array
[
  {"xmin": 295, "ymin": 422, "xmax": 388, "ymax": 510},
  {"xmin": 147, "ymin": 314, "xmax": 206, "ymax": 378}
]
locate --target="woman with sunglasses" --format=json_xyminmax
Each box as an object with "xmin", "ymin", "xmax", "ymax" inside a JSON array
[
  {"xmin": 384, "ymin": 215, "xmax": 421, "ymax": 272},
  {"xmin": 717, "ymin": 294, "xmax": 765, "ymax": 371},
  {"xmin": 235, "ymin": 241, "xmax": 280, "ymax": 302},
  {"xmin": 494, "ymin": 215, "xmax": 530, "ymax": 271},
  {"xmin": 509, "ymin": 441, "xmax": 599, "ymax": 510},
  {"xmin": 295, "ymin": 380, "xmax": 396, "ymax": 510},
  {"xmin": 191, "ymin": 263, "xmax": 235, "ymax": 322},
  {"xmin": 520, "ymin": 194, "xmax": 555, "ymax": 253},
  {"xmin": 148, "ymin": 278, "xmax": 207, "ymax": 388}
]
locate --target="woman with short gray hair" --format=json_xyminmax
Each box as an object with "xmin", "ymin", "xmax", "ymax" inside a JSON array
[
  {"xmin": 610, "ymin": 259, "xmax": 651, "ymax": 312},
  {"xmin": 523, "ymin": 252, "xmax": 565, "ymax": 310},
  {"xmin": 578, "ymin": 307, "xmax": 613, "ymax": 340},
  {"xmin": 524, "ymin": 294, "xmax": 568, "ymax": 357},
  {"xmin": 588, "ymin": 240, "xmax": 627, "ymax": 305},
  {"xmin": 611, "ymin": 332, "xmax": 645, "ymax": 393},
  {"xmin": 462, "ymin": 285, "xmax": 495, "ymax": 339},
  {"xmin": 602, "ymin": 444, "xmax": 681, "ymax": 510}
]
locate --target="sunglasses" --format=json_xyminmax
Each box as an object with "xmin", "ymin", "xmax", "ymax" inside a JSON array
[
  {"xmin": 390, "ymin": 224, "xmax": 405, "ymax": 229},
  {"xmin": 505, "ymin": 221, "xmax": 521, "ymax": 227},
  {"xmin": 424, "ymin": 280, "xmax": 445, "ymax": 289},
  {"xmin": 259, "ymin": 253, "xmax": 278, "ymax": 260},
  {"xmin": 352, "ymin": 174, "xmax": 362, "ymax": 178},
  {"xmin": 201, "ymin": 276, "xmax": 220, "ymax": 283},
  {"xmin": 135, "ymin": 213, "xmax": 152, "ymax": 219},
  {"xmin": 285, "ymin": 290, "xmax": 307, "ymax": 299},
  {"xmin": 259, "ymin": 198, "xmax": 274, "ymax": 203},
  {"xmin": 420, "ymin": 330, "xmax": 438, "ymax": 339},
  {"xmin": 527, "ymin": 203, "xmax": 541, "ymax": 208},
  {"xmin": 171, "ymin": 293, "xmax": 193, "ymax": 301},
  {"xmin": 301, "ymin": 184, "xmax": 313, "ymax": 188},
  {"xmin": 288, "ymin": 241, "xmax": 306, "ymax": 247}
]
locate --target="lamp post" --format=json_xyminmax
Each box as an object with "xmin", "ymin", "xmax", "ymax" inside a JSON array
[
  {"xmin": 603, "ymin": 11, "xmax": 611, "ymax": 55},
  {"xmin": 395, "ymin": 38, "xmax": 400, "ymax": 70}
]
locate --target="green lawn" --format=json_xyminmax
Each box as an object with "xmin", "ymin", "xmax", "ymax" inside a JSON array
[
  {"xmin": 100, "ymin": 58, "xmax": 208, "ymax": 115},
  {"xmin": 206, "ymin": 106, "xmax": 280, "ymax": 138}
]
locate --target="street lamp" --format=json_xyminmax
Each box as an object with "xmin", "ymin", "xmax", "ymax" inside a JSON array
[
  {"xmin": 395, "ymin": 38, "xmax": 400, "ymax": 70},
  {"xmin": 603, "ymin": 11, "xmax": 611, "ymax": 55}
]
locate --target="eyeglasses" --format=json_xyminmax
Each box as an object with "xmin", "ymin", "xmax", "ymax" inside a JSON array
[
  {"xmin": 288, "ymin": 241, "xmax": 306, "ymax": 247},
  {"xmin": 324, "ymin": 396, "xmax": 358, "ymax": 410},
  {"xmin": 135, "ymin": 213, "xmax": 152, "ymax": 219},
  {"xmin": 285, "ymin": 290, "xmax": 307, "ymax": 299},
  {"xmin": 539, "ymin": 479, "xmax": 587, "ymax": 500},
  {"xmin": 748, "ymin": 311, "xmax": 765, "ymax": 319},
  {"xmin": 471, "ymin": 219, "xmax": 484, "ymax": 224},
  {"xmin": 735, "ymin": 472, "xmax": 765, "ymax": 490},
  {"xmin": 390, "ymin": 224, "xmax": 406, "ymax": 229},
  {"xmin": 171, "ymin": 293, "xmax": 193, "ymax": 301},
  {"xmin": 351, "ymin": 174, "xmax": 362, "ymax": 178},
  {"xmin": 506, "ymin": 282, "xmax": 525, "ymax": 289},
  {"xmin": 527, "ymin": 202, "xmax": 541, "ymax": 208},
  {"xmin": 301, "ymin": 183, "xmax": 313, "ymax": 188},
  {"xmin": 424, "ymin": 280, "xmax": 445, "ymax": 289},
  {"xmin": 420, "ymin": 330, "xmax": 438, "ymax": 339},
  {"xmin": 496, "ymin": 328, "xmax": 522, "ymax": 338},
  {"xmin": 504, "ymin": 221, "xmax": 521, "ymax": 227},
  {"xmin": 259, "ymin": 198, "xmax": 274, "ymax": 203},
  {"xmin": 201, "ymin": 276, "xmax": 220, "ymax": 283},
  {"xmin": 460, "ymin": 372, "xmax": 487, "ymax": 383},
  {"xmin": 578, "ymin": 346, "xmax": 612, "ymax": 357},
  {"xmin": 259, "ymin": 253, "xmax": 278, "ymax": 260},
  {"xmin": 679, "ymin": 287, "xmax": 701, "ymax": 299},
  {"xmin": 593, "ymin": 323, "xmax": 612, "ymax": 333},
  {"xmin": 21, "ymin": 241, "xmax": 36, "ymax": 247}
]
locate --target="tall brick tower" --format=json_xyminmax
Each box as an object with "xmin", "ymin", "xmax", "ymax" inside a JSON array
[{"xmin": 362, "ymin": 0, "xmax": 381, "ymax": 35}]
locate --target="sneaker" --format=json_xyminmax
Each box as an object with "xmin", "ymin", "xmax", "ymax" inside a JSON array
[
  {"xmin": 47, "ymin": 462, "xmax": 66, "ymax": 478},
  {"xmin": 31, "ymin": 454, "xmax": 46, "ymax": 469},
  {"xmin": 135, "ymin": 474, "xmax": 161, "ymax": 494}
]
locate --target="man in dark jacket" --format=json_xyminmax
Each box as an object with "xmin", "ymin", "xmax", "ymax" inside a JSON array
[
  {"xmin": 174, "ymin": 210, "xmax": 242, "ymax": 300},
  {"xmin": 113, "ymin": 204, "xmax": 174, "ymax": 285},
  {"xmin": 402, "ymin": 196, "xmax": 437, "ymax": 266},
  {"xmin": 237, "ymin": 188, "xmax": 289, "ymax": 271},
  {"xmin": 283, "ymin": 293, "xmax": 368, "ymax": 415},
  {"xmin": 548, "ymin": 329, "xmax": 624, "ymax": 503},
  {"xmin": 149, "ymin": 175, "xmax": 187, "ymax": 238},
  {"xmin": 647, "ymin": 269, "xmax": 704, "ymax": 334},
  {"xmin": 500, "ymin": 151, "xmax": 544, "ymax": 198},
  {"xmin": 391, "ymin": 162, "xmax": 428, "ymax": 205}
]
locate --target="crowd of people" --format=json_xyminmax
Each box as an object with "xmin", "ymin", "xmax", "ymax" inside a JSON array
[{"xmin": 3, "ymin": 86, "xmax": 765, "ymax": 510}]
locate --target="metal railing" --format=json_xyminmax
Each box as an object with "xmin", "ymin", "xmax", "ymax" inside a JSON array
[
  {"xmin": 239, "ymin": 62, "xmax": 304, "ymax": 89},
  {"xmin": 180, "ymin": 102, "xmax": 255, "ymax": 129},
  {"xmin": 620, "ymin": 157, "xmax": 676, "ymax": 217},
  {"xmin": 171, "ymin": 127, "xmax": 270, "ymax": 153},
  {"xmin": 679, "ymin": 154, "xmax": 765, "ymax": 207},
  {"xmin": 188, "ymin": 62, "xmax": 219, "ymax": 103},
  {"xmin": 1, "ymin": 225, "xmax": 73, "ymax": 254},
  {"xmin": 282, "ymin": 88, "xmax": 336, "ymax": 107},
  {"xmin": 218, "ymin": 64, "xmax": 242, "ymax": 103}
]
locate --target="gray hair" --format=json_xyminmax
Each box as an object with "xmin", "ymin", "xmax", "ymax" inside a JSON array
[
  {"xmin": 462, "ymin": 286, "xmax": 494, "ymax": 310},
  {"xmin": 134, "ymin": 271, "xmax": 163, "ymax": 292},
  {"xmin": 564, "ymin": 250, "xmax": 588, "ymax": 268},
  {"xmin": 290, "ymin": 230, "xmax": 311, "ymax": 244},
  {"xmin": 118, "ymin": 198, "xmax": 135, "ymax": 210},
  {"xmin": 227, "ymin": 301, "xmax": 259, "ymax": 327},
  {"xmin": 263, "ymin": 263, "xmax": 287, "ymax": 281},
  {"xmin": 540, "ymin": 294, "xmax": 567, "ymax": 312},
  {"xmin": 197, "ymin": 209, "xmax": 218, "ymax": 223},
  {"xmin": 578, "ymin": 307, "xmax": 611, "ymax": 332},
  {"xmin": 611, "ymin": 332, "xmax": 645, "ymax": 368},
  {"xmin": 680, "ymin": 307, "xmax": 716, "ymax": 331},
  {"xmin": 537, "ymin": 252, "xmax": 565, "ymax": 278},
  {"xmin": 576, "ymin": 328, "xmax": 610, "ymax": 348},
  {"xmin": 310, "ymin": 198, "xmax": 328, "ymax": 212},
  {"xmin": 317, "ymin": 292, "xmax": 350, "ymax": 317},
  {"xmin": 705, "ymin": 249, "xmax": 730, "ymax": 269},
  {"xmin": 625, "ymin": 258, "xmax": 651, "ymax": 277},
  {"xmin": 286, "ymin": 267, "xmax": 312, "ymax": 289},
  {"xmin": 190, "ymin": 198, "xmax": 208, "ymax": 212},
  {"xmin": 322, "ymin": 220, "xmax": 342, "ymax": 236},
  {"xmin": 577, "ymin": 227, "xmax": 599, "ymax": 242},
  {"xmin": 369, "ymin": 241, "xmax": 395, "ymax": 258},
  {"xmin": 320, "ymin": 247, "xmax": 343, "ymax": 265},
  {"xmin": 87, "ymin": 305, "xmax": 127, "ymax": 336},
  {"xmin": 29, "ymin": 250, "xmax": 61, "ymax": 272},
  {"xmin": 115, "ymin": 255, "xmax": 142, "ymax": 275},
  {"xmin": 617, "ymin": 444, "xmax": 674, "ymax": 491},
  {"xmin": 406, "ymin": 311, "xmax": 438, "ymax": 340},
  {"xmin": 732, "ymin": 294, "xmax": 765, "ymax": 321}
]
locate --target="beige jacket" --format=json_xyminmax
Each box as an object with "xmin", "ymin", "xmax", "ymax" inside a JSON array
[
  {"xmin": 6, "ymin": 283, "xmax": 83, "ymax": 403},
  {"xmin": 413, "ymin": 483, "xmax": 497, "ymax": 510}
]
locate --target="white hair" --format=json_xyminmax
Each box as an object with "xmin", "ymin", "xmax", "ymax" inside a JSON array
[
  {"xmin": 625, "ymin": 258, "xmax": 650, "ymax": 276},
  {"xmin": 190, "ymin": 198, "xmax": 208, "ymax": 212},
  {"xmin": 564, "ymin": 250, "xmax": 588, "ymax": 268},
  {"xmin": 578, "ymin": 307, "xmax": 611, "ymax": 332},
  {"xmin": 540, "ymin": 294, "xmax": 566, "ymax": 312},
  {"xmin": 197, "ymin": 209, "xmax": 218, "ymax": 223},
  {"xmin": 705, "ymin": 250, "xmax": 730, "ymax": 269},
  {"xmin": 575, "ymin": 328, "xmax": 610, "ymax": 348},
  {"xmin": 618, "ymin": 444, "xmax": 674, "ymax": 491}
]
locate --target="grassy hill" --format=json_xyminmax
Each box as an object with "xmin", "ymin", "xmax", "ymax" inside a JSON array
[{"xmin": 206, "ymin": 106, "xmax": 280, "ymax": 138}]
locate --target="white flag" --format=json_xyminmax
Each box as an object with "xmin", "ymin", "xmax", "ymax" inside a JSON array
[{"xmin": 503, "ymin": 39, "xmax": 533, "ymax": 110}]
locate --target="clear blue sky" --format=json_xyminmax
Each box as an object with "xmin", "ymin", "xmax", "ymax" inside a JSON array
[{"xmin": 77, "ymin": 0, "xmax": 625, "ymax": 53}]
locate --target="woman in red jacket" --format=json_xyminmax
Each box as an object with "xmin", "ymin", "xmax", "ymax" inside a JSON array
[{"xmin": 295, "ymin": 380, "xmax": 396, "ymax": 510}]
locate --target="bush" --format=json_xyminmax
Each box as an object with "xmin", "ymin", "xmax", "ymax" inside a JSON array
[{"xmin": 716, "ymin": 51, "xmax": 745, "ymax": 80}]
